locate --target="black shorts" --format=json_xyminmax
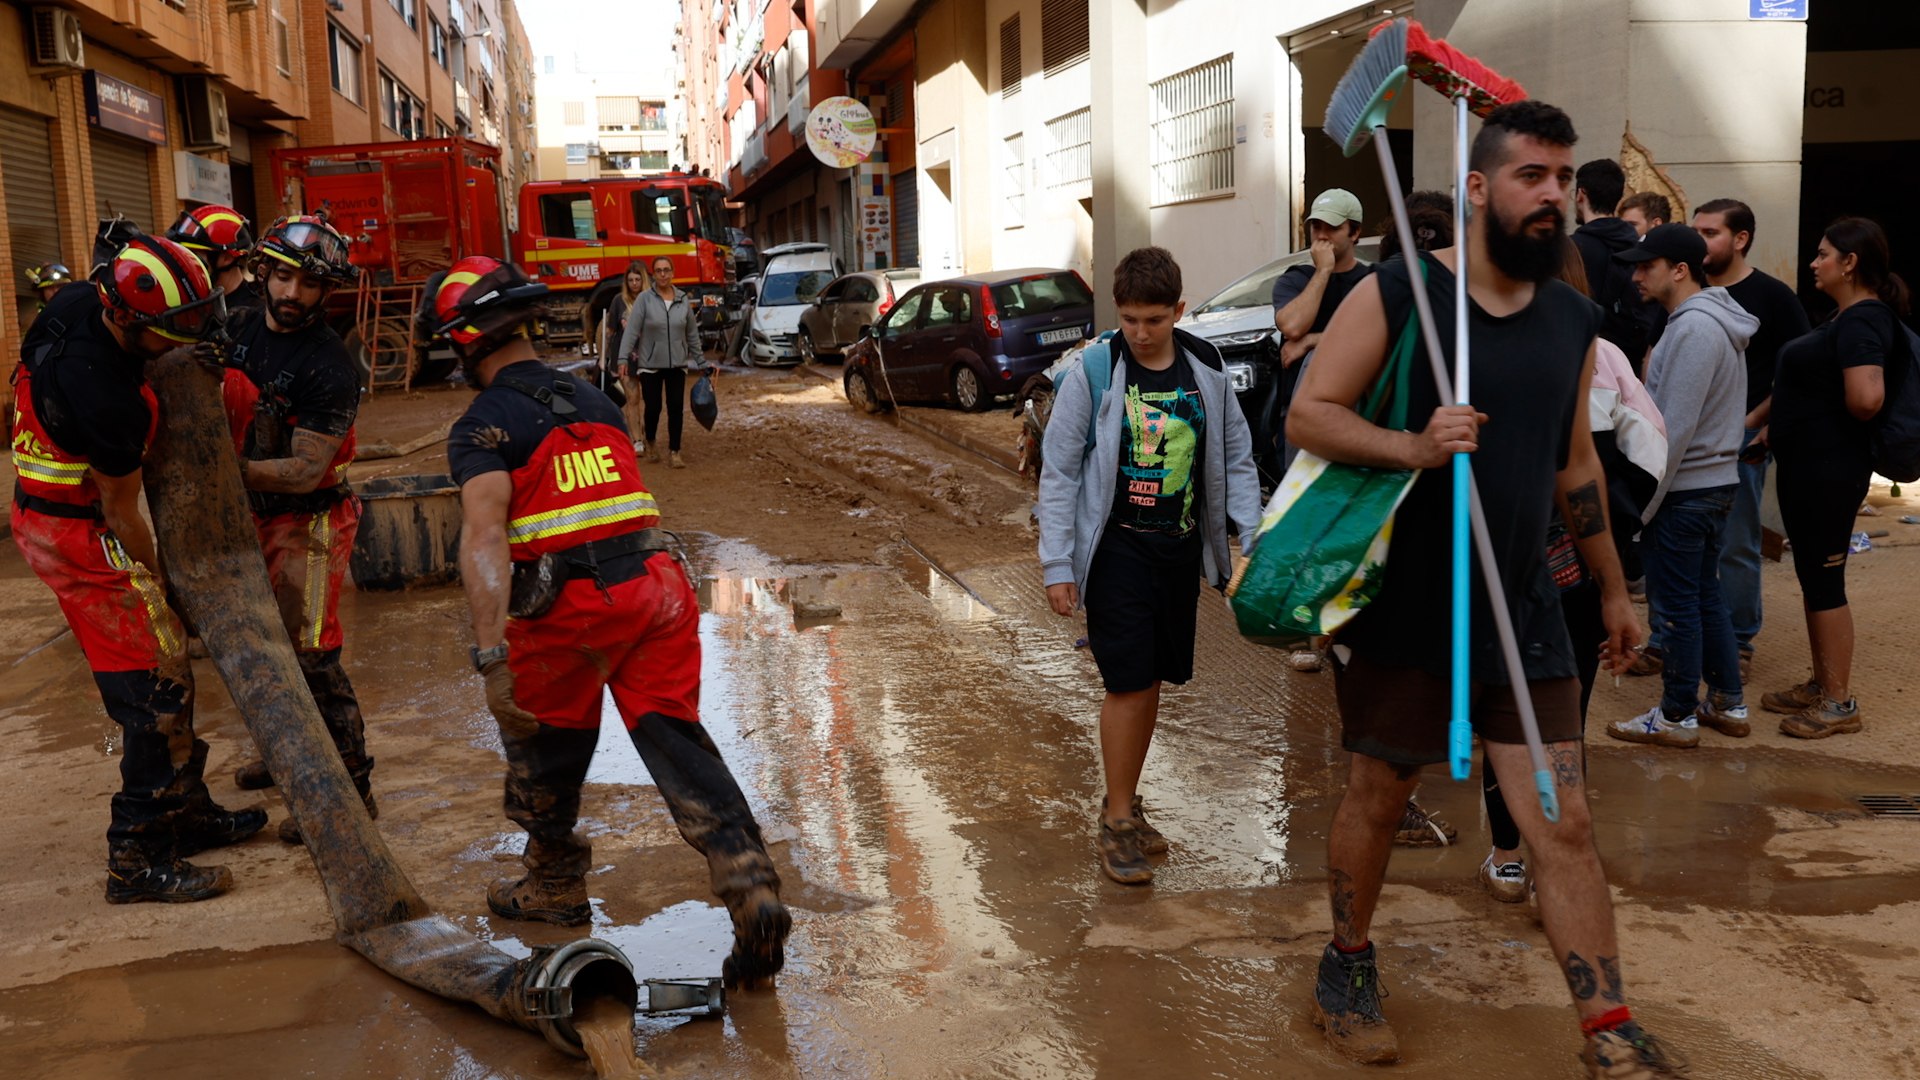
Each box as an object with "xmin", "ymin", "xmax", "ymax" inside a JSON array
[
  {"xmin": 1331, "ymin": 647, "xmax": 1584, "ymax": 767},
  {"xmin": 1775, "ymin": 449, "xmax": 1871, "ymax": 613},
  {"xmin": 1083, "ymin": 526, "xmax": 1203, "ymax": 694}
]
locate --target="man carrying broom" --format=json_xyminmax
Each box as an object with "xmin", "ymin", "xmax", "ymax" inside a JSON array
[{"xmin": 1289, "ymin": 100, "xmax": 1684, "ymax": 1077}]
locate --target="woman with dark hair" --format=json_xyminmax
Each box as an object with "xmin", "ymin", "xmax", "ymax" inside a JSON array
[
  {"xmin": 1758, "ymin": 216, "xmax": 1904, "ymax": 739},
  {"xmin": 602, "ymin": 261, "xmax": 649, "ymax": 444},
  {"xmin": 618, "ymin": 254, "xmax": 711, "ymax": 468}
]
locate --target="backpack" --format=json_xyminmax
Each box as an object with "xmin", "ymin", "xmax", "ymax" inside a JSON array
[
  {"xmin": 1872, "ymin": 321, "xmax": 1920, "ymax": 483},
  {"xmin": 1077, "ymin": 330, "xmax": 1119, "ymax": 454}
]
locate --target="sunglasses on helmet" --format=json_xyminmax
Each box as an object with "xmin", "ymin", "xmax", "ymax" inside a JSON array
[
  {"xmin": 266, "ymin": 220, "xmax": 355, "ymax": 279},
  {"xmin": 143, "ymin": 289, "xmax": 231, "ymax": 344}
]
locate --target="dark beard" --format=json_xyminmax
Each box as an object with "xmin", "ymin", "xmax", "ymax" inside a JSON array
[
  {"xmin": 1703, "ymin": 251, "xmax": 1733, "ymax": 278},
  {"xmin": 272, "ymin": 299, "xmax": 316, "ymax": 329},
  {"xmin": 1483, "ymin": 199, "xmax": 1565, "ymax": 284}
]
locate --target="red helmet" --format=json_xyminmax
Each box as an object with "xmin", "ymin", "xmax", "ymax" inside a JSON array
[
  {"xmin": 256, "ymin": 214, "xmax": 358, "ymax": 283},
  {"xmin": 92, "ymin": 235, "xmax": 228, "ymax": 344},
  {"xmin": 166, "ymin": 205, "xmax": 255, "ymax": 267},
  {"xmin": 426, "ymin": 256, "xmax": 550, "ymax": 348}
]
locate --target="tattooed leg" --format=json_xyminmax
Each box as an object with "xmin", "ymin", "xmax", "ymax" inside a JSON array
[
  {"xmin": 1325, "ymin": 753, "xmax": 1422, "ymax": 949},
  {"xmin": 1485, "ymin": 738, "xmax": 1625, "ymax": 1018}
]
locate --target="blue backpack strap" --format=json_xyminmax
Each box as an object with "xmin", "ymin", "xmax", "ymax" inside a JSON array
[{"xmin": 1080, "ymin": 330, "xmax": 1118, "ymax": 454}]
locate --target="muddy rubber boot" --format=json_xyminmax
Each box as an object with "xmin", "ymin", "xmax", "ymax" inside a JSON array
[
  {"xmin": 279, "ymin": 786, "xmax": 377, "ymax": 844},
  {"xmin": 1581, "ymin": 1021, "xmax": 1690, "ymax": 1078},
  {"xmin": 105, "ymin": 843, "xmax": 233, "ymax": 904},
  {"xmin": 721, "ymin": 883, "xmax": 792, "ymax": 989},
  {"xmin": 174, "ymin": 802, "xmax": 270, "ymax": 858},
  {"xmin": 233, "ymin": 759, "xmax": 275, "ymax": 790},
  {"xmin": 487, "ymin": 872, "xmax": 592, "ymax": 926}
]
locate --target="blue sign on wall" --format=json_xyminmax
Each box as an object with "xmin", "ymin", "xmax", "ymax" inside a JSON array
[{"xmin": 1750, "ymin": 0, "xmax": 1808, "ymax": 20}]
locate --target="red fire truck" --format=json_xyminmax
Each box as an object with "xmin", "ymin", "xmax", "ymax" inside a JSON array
[
  {"xmin": 511, "ymin": 173, "xmax": 740, "ymax": 351},
  {"xmin": 272, "ymin": 141, "xmax": 739, "ymax": 385}
]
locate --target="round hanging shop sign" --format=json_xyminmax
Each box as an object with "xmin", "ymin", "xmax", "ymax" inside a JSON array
[{"xmin": 805, "ymin": 97, "xmax": 878, "ymax": 168}]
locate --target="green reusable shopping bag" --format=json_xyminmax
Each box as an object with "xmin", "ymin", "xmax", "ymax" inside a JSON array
[{"xmin": 1228, "ymin": 314, "xmax": 1422, "ymax": 647}]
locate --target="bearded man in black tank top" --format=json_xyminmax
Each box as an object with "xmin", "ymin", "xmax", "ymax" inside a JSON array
[{"xmin": 1287, "ymin": 102, "xmax": 1683, "ymax": 1078}]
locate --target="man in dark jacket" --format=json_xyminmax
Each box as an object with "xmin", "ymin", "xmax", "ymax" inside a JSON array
[{"xmin": 1573, "ymin": 159, "xmax": 1660, "ymax": 371}]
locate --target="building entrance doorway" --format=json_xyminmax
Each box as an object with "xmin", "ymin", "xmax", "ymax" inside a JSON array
[{"xmin": 1286, "ymin": 2, "xmax": 1412, "ymax": 252}]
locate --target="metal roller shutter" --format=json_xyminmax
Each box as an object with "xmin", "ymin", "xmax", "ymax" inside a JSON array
[
  {"xmin": 92, "ymin": 132, "xmax": 157, "ymax": 233},
  {"xmin": 1, "ymin": 107, "xmax": 63, "ymax": 303},
  {"xmin": 892, "ymin": 168, "xmax": 918, "ymax": 269}
]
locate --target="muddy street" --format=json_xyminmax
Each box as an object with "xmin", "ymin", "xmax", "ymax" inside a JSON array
[{"xmin": 3, "ymin": 364, "xmax": 1919, "ymax": 1079}]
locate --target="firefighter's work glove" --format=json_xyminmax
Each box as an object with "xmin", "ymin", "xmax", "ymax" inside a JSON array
[{"xmin": 481, "ymin": 658, "xmax": 539, "ymax": 741}]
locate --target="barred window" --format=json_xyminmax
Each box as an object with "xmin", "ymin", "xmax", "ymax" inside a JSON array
[
  {"xmin": 563, "ymin": 101, "xmax": 586, "ymax": 126},
  {"xmin": 1041, "ymin": 0, "xmax": 1089, "ymax": 77},
  {"xmin": 999, "ymin": 16, "xmax": 1022, "ymax": 98},
  {"xmin": 1003, "ymin": 133, "xmax": 1026, "ymax": 228},
  {"xmin": 1044, "ymin": 108, "xmax": 1091, "ymax": 190},
  {"xmin": 1150, "ymin": 55, "xmax": 1234, "ymax": 206}
]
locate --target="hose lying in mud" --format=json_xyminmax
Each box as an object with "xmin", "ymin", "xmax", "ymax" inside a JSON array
[{"xmin": 141, "ymin": 352, "xmax": 639, "ymax": 1057}]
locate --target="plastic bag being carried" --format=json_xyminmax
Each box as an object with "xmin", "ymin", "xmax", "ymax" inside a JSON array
[
  {"xmin": 690, "ymin": 372, "xmax": 717, "ymax": 430},
  {"xmin": 1228, "ymin": 314, "xmax": 1421, "ymax": 647}
]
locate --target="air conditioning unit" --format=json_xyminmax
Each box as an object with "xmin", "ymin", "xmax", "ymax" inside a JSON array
[
  {"xmin": 31, "ymin": 7, "xmax": 85, "ymax": 70},
  {"xmin": 180, "ymin": 76, "xmax": 231, "ymax": 149},
  {"xmin": 227, "ymin": 0, "xmax": 259, "ymax": 10},
  {"xmin": 586, "ymin": 142, "xmax": 601, "ymax": 155}
]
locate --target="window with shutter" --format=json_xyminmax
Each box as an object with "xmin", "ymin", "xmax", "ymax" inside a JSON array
[
  {"xmin": 1149, "ymin": 55, "xmax": 1235, "ymax": 205},
  {"xmin": 1040, "ymin": 0, "xmax": 1089, "ymax": 77},
  {"xmin": 999, "ymin": 16, "xmax": 1022, "ymax": 98}
]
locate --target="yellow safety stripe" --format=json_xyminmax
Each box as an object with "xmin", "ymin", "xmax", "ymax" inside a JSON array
[
  {"xmin": 14, "ymin": 451, "xmax": 89, "ymax": 486},
  {"xmin": 303, "ymin": 511, "xmax": 331, "ymax": 649},
  {"xmin": 518, "ymin": 243, "xmax": 694, "ymax": 264},
  {"xmin": 119, "ymin": 247, "xmax": 185, "ymax": 308},
  {"xmin": 506, "ymin": 491, "xmax": 658, "ymax": 545},
  {"xmin": 101, "ymin": 533, "xmax": 183, "ymax": 658}
]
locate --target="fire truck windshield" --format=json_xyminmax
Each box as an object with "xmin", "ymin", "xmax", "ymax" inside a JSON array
[{"xmin": 693, "ymin": 186, "xmax": 730, "ymax": 246}]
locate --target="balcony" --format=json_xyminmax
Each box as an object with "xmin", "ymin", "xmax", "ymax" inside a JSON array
[
  {"xmin": 742, "ymin": 129, "xmax": 766, "ymax": 175},
  {"xmin": 787, "ymin": 75, "xmax": 810, "ymax": 135}
]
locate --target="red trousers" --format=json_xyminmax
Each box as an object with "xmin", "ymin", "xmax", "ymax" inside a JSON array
[
  {"xmin": 256, "ymin": 495, "xmax": 361, "ymax": 653},
  {"xmin": 506, "ymin": 550, "xmax": 702, "ymax": 729},
  {"xmin": 11, "ymin": 506, "xmax": 184, "ymax": 672}
]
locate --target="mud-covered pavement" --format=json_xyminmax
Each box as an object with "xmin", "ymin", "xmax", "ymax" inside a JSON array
[{"xmin": 3, "ymin": 363, "xmax": 1920, "ymax": 1079}]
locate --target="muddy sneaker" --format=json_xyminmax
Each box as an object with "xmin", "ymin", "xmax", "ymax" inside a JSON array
[
  {"xmin": 1625, "ymin": 647, "xmax": 1664, "ymax": 677},
  {"xmin": 174, "ymin": 803, "xmax": 270, "ymax": 858},
  {"xmin": 1098, "ymin": 818, "xmax": 1154, "ymax": 885},
  {"xmin": 1393, "ymin": 800, "xmax": 1455, "ymax": 847},
  {"xmin": 1761, "ymin": 678, "xmax": 1823, "ymax": 715},
  {"xmin": 648, "ymin": 447, "xmax": 663, "ymax": 464},
  {"xmin": 106, "ymin": 848, "xmax": 233, "ymax": 904},
  {"xmin": 669, "ymin": 451, "xmax": 687, "ymax": 469},
  {"xmin": 1310, "ymin": 942, "xmax": 1399, "ymax": 1064},
  {"xmin": 1128, "ymin": 795, "xmax": 1169, "ymax": 855},
  {"xmin": 1780, "ymin": 698, "xmax": 1863, "ymax": 740},
  {"xmin": 1606, "ymin": 707, "xmax": 1700, "ymax": 749},
  {"xmin": 487, "ymin": 873, "xmax": 591, "ymax": 926},
  {"xmin": 233, "ymin": 759, "xmax": 275, "ymax": 790},
  {"xmin": 1694, "ymin": 693, "xmax": 1750, "ymax": 738},
  {"xmin": 1288, "ymin": 647, "xmax": 1326, "ymax": 672},
  {"xmin": 278, "ymin": 790, "xmax": 379, "ymax": 845},
  {"xmin": 1479, "ymin": 852, "xmax": 1528, "ymax": 903},
  {"xmin": 1581, "ymin": 1020, "xmax": 1690, "ymax": 1078},
  {"xmin": 722, "ymin": 884, "xmax": 792, "ymax": 989}
]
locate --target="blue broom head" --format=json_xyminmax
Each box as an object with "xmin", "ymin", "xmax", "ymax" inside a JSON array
[{"xmin": 1324, "ymin": 18, "xmax": 1410, "ymax": 159}]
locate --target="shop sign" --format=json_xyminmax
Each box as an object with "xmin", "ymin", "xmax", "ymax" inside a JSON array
[
  {"xmin": 173, "ymin": 151, "xmax": 234, "ymax": 206},
  {"xmin": 1749, "ymin": 0, "xmax": 1807, "ymax": 20},
  {"xmin": 85, "ymin": 72, "xmax": 167, "ymax": 145}
]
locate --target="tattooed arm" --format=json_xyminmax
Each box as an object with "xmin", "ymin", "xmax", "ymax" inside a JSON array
[
  {"xmin": 1556, "ymin": 341, "xmax": 1640, "ymax": 675},
  {"xmin": 243, "ymin": 427, "xmax": 343, "ymax": 494}
]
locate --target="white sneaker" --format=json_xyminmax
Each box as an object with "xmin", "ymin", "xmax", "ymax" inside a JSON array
[
  {"xmin": 1479, "ymin": 852, "xmax": 1528, "ymax": 903},
  {"xmin": 1606, "ymin": 706, "xmax": 1700, "ymax": 749}
]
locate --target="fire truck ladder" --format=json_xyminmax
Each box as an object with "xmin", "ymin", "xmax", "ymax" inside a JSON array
[{"xmin": 353, "ymin": 279, "xmax": 425, "ymax": 394}]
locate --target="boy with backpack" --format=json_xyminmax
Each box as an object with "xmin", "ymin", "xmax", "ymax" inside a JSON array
[{"xmin": 1036, "ymin": 246, "xmax": 1263, "ymax": 885}]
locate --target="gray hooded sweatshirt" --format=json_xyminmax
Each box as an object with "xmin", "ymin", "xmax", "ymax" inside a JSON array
[
  {"xmin": 1036, "ymin": 329, "xmax": 1263, "ymax": 604},
  {"xmin": 1641, "ymin": 285, "xmax": 1757, "ymax": 520}
]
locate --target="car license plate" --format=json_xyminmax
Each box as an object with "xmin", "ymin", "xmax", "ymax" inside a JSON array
[
  {"xmin": 1227, "ymin": 362, "xmax": 1255, "ymax": 392},
  {"xmin": 1038, "ymin": 327, "xmax": 1082, "ymax": 346}
]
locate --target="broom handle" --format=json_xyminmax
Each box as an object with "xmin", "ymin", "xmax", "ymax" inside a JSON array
[
  {"xmin": 1371, "ymin": 128, "xmax": 1561, "ymax": 824},
  {"xmin": 1448, "ymin": 96, "xmax": 1473, "ymax": 783}
]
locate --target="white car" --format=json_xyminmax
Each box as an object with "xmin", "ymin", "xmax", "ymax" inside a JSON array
[{"xmin": 745, "ymin": 242, "xmax": 843, "ymax": 366}]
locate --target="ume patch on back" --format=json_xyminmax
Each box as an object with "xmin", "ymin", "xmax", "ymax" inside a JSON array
[{"xmin": 552, "ymin": 446, "xmax": 624, "ymax": 493}]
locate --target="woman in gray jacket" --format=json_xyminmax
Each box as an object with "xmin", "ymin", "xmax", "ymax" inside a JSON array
[{"xmin": 617, "ymin": 254, "xmax": 711, "ymax": 468}]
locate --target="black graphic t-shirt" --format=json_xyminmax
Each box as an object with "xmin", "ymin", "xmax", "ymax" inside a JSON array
[
  {"xmin": 229, "ymin": 307, "xmax": 360, "ymax": 443},
  {"xmin": 1110, "ymin": 351, "xmax": 1206, "ymax": 536}
]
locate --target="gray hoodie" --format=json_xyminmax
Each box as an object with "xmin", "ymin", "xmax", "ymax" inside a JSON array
[
  {"xmin": 1641, "ymin": 286, "xmax": 1757, "ymax": 519},
  {"xmin": 1036, "ymin": 329, "xmax": 1263, "ymax": 604}
]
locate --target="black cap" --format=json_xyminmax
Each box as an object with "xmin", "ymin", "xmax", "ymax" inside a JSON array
[{"xmin": 1615, "ymin": 222, "xmax": 1708, "ymax": 271}]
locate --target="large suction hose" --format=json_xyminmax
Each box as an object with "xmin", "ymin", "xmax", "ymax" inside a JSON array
[{"xmin": 140, "ymin": 351, "xmax": 638, "ymax": 1058}]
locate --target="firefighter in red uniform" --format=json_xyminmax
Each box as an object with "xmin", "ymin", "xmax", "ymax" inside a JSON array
[
  {"xmin": 216, "ymin": 216, "xmax": 374, "ymax": 844},
  {"xmin": 425, "ymin": 256, "xmax": 791, "ymax": 988},
  {"xmin": 9, "ymin": 234, "xmax": 268, "ymax": 903}
]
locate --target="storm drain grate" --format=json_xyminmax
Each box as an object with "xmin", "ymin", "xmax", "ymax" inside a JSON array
[{"xmin": 1859, "ymin": 794, "xmax": 1920, "ymax": 818}]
